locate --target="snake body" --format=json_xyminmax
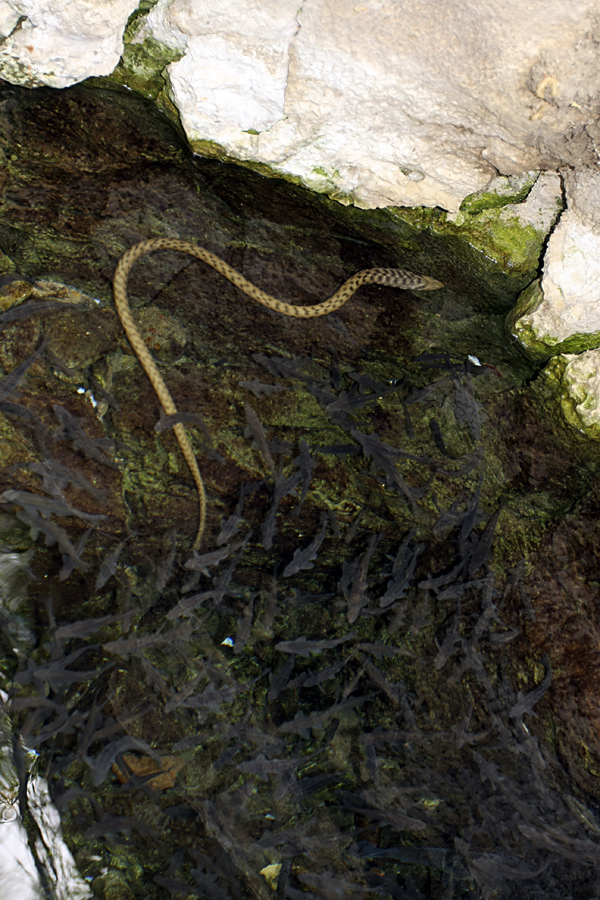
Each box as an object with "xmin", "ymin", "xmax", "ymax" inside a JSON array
[{"xmin": 113, "ymin": 237, "xmax": 443, "ymax": 550}]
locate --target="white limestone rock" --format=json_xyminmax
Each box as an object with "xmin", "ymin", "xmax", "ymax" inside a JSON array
[
  {"xmin": 0, "ymin": 0, "xmax": 139, "ymax": 88},
  {"xmin": 135, "ymin": 0, "xmax": 600, "ymax": 212},
  {"xmin": 509, "ymin": 169, "xmax": 600, "ymax": 358}
]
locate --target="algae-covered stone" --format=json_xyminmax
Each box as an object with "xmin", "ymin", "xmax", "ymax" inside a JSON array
[
  {"xmin": 543, "ymin": 350, "xmax": 600, "ymax": 439},
  {"xmin": 508, "ymin": 196, "xmax": 600, "ymax": 361}
]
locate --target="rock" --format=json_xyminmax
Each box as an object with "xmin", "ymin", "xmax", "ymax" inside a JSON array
[
  {"xmin": 0, "ymin": 0, "xmax": 139, "ymax": 89},
  {"xmin": 510, "ymin": 169, "xmax": 600, "ymax": 360}
]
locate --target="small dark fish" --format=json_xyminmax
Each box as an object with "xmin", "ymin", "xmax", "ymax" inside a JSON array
[
  {"xmin": 347, "ymin": 370, "xmax": 405, "ymax": 397},
  {"xmin": 458, "ymin": 475, "xmax": 484, "ymax": 559},
  {"xmin": 261, "ymin": 470, "xmax": 302, "ymax": 548},
  {"xmin": 156, "ymin": 529, "xmax": 178, "ymax": 591},
  {"xmin": 328, "ymin": 351, "xmax": 340, "ymax": 392},
  {"xmin": 292, "ymin": 439, "xmax": 314, "ymax": 514},
  {"xmin": 239, "ymin": 379, "xmax": 290, "ymax": 397},
  {"xmin": 95, "ymin": 539, "xmax": 128, "ymax": 590},
  {"xmin": 103, "ymin": 623, "xmax": 191, "ymax": 658},
  {"xmin": 234, "ymin": 594, "xmax": 255, "ymax": 654},
  {"xmin": 58, "ymin": 527, "xmax": 93, "ymax": 581},
  {"xmin": 360, "ymin": 657, "xmax": 403, "ymax": 707},
  {"xmin": 339, "ymin": 533, "xmax": 380, "ymax": 624},
  {"xmin": 164, "ymin": 671, "xmax": 206, "ymax": 713},
  {"xmin": 338, "ymin": 791, "xmax": 427, "ymax": 831},
  {"xmin": 87, "ymin": 373, "xmax": 121, "ymax": 411},
  {"xmin": 0, "ymin": 337, "xmax": 47, "ymax": 403},
  {"xmin": 278, "ymin": 693, "xmax": 375, "ymax": 735},
  {"xmin": 274, "ymin": 632, "xmax": 355, "ymax": 657},
  {"xmin": 11, "ymin": 506, "xmax": 90, "ymax": 573},
  {"xmin": 19, "ymin": 455, "xmax": 107, "ymax": 501},
  {"xmin": 155, "ymin": 410, "xmax": 208, "ymax": 433},
  {"xmin": 358, "ymin": 842, "xmax": 448, "ymax": 869},
  {"xmin": 16, "ymin": 645, "xmax": 100, "ymax": 691},
  {"xmin": 166, "ymin": 589, "xmax": 215, "ymax": 620},
  {"xmin": 509, "ymin": 659, "xmax": 552, "ymax": 726},
  {"xmin": 2, "ymin": 489, "xmax": 105, "ymax": 525},
  {"xmin": 178, "ymin": 676, "xmax": 261, "ymax": 714},
  {"xmin": 244, "ymin": 402, "xmax": 276, "ymax": 473},
  {"xmin": 0, "ymin": 300, "xmax": 81, "ymax": 325},
  {"xmin": 468, "ymin": 503, "xmax": 502, "ymax": 576},
  {"xmin": 302, "ymin": 657, "xmax": 348, "ymax": 687},
  {"xmin": 356, "ymin": 641, "xmax": 414, "ymax": 659},
  {"xmin": 454, "ymin": 373, "xmax": 484, "ymax": 440},
  {"xmin": 84, "ymin": 815, "xmax": 158, "ymax": 840},
  {"xmin": 184, "ymin": 537, "xmax": 249, "ymax": 575},
  {"xmin": 283, "ymin": 515, "xmax": 327, "ymax": 577},
  {"xmin": 52, "ymin": 404, "xmax": 117, "ymax": 469},
  {"xmin": 267, "ymin": 654, "xmax": 296, "ymax": 701},
  {"xmin": 153, "ymin": 875, "xmax": 205, "ymax": 897},
  {"xmin": 217, "ymin": 481, "xmax": 253, "ymax": 545},
  {"xmin": 379, "ymin": 530, "xmax": 423, "ymax": 607},
  {"xmin": 429, "ymin": 417, "xmax": 457, "ymax": 459},
  {"xmin": 434, "ymin": 606, "xmax": 462, "ymax": 670},
  {"xmin": 317, "ymin": 442, "xmax": 360, "ymax": 457},
  {"xmin": 54, "ymin": 613, "xmax": 122, "ymax": 639}
]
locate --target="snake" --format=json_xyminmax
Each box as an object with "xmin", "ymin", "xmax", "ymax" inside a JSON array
[{"xmin": 113, "ymin": 237, "xmax": 443, "ymax": 550}]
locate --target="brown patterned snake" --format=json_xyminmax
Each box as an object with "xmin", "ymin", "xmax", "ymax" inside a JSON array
[{"xmin": 113, "ymin": 237, "xmax": 443, "ymax": 550}]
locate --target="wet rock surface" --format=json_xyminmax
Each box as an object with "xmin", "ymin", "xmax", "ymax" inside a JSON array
[{"xmin": 0, "ymin": 82, "xmax": 599, "ymax": 899}]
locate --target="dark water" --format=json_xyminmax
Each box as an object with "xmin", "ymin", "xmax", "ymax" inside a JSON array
[{"xmin": 0, "ymin": 82, "xmax": 599, "ymax": 900}]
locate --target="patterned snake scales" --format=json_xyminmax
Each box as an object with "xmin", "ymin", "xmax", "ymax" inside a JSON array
[{"xmin": 113, "ymin": 237, "xmax": 443, "ymax": 550}]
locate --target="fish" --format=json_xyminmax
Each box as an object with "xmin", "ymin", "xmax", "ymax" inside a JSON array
[
  {"xmin": 261, "ymin": 471, "xmax": 302, "ymax": 548},
  {"xmin": 379, "ymin": 530, "xmax": 423, "ymax": 607},
  {"xmin": 282, "ymin": 515, "xmax": 327, "ymax": 577},
  {"xmin": 356, "ymin": 641, "xmax": 414, "ymax": 659},
  {"xmin": 338, "ymin": 533, "xmax": 380, "ymax": 624},
  {"xmin": 239, "ymin": 379, "xmax": 290, "ymax": 397},
  {"xmin": 337, "ymin": 791, "xmax": 427, "ymax": 831},
  {"xmin": 15, "ymin": 645, "xmax": 101, "ymax": 692},
  {"xmin": 302, "ymin": 657, "xmax": 348, "ymax": 687},
  {"xmin": 429, "ymin": 417, "xmax": 457, "ymax": 459},
  {"xmin": 0, "ymin": 299, "xmax": 82, "ymax": 325},
  {"xmin": 217, "ymin": 480, "xmax": 264, "ymax": 545},
  {"xmin": 278, "ymin": 693, "xmax": 376, "ymax": 735},
  {"xmin": 233, "ymin": 594, "xmax": 255, "ymax": 654},
  {"xmin": 176, "ymin": 676, "xmax": 261, "ymax": 714},
  {"xmin": 83, "ymin": 815, "xmax": 158, "ymax": 840},
  {"xmin": 274, "ymin": 632, "xmax": 356, "ymax": 657},
  {"xmin": 244, "ymin": 402, "xmax": 276, "ymax": 473},
  {"xmin": 468, "ymin": 503, "xmax": 503, "ymax": 576},
  {"xmin": 18, "ymin": 455, "xmax": 107, "ymax": 501},
  {"xmin": 458, "ymin": 474, "xmax": 484, "ymax": 559},
  {"xmin": 0, "ymin": 337, "xmax": 47, "ymax": 402},
  {"xmin": 95, "ymin": 539, "xmax": 128, "ymax": 590},
  {"xmin": 454, "ymin": 373, "xmax": 485, "ymax": 440},
  {"xmin": 292, "ymin": 439, "xmax": 314, "ymax": 514},
  {"xmin": 156, "ymin": 529, "xmax": 178, "ymax": 591},
  {"xmin": 10, "ymin": 506, "xmax": 91, "ymax": 573},
  {"xmin": 52, "ymin": 403, "xmax": 118, "ymax": 469},
  {"xmin": 54, "ymin": 613, "xmax": 122, "ymax": 640},
  {"xmin": 58, "ymin": 527, "xmax": 93, "ymax": 581},
  {"xmin": 183, "ymin": 537, "xmax": 249, "ymax": 575},
  {"xmin": 2, "ymin": 489, "xmax": 106, "ymax": 525},
  {"xmin": 267, "ymin": 654, "xmax": 296, "ymax": 701},
  {"xmin": 155, "ymin": 410, "xmax": 209, "ymax": 433},
  {"xmin": 434, "ymin": 607, "xmax": 462, "ymax": 670},
  {"xmin": 103, "ymin": 623, "xmax": 192, "ymax": 658},
  {"xmin": 509, "ymin": 659, "xmax": 552, "ymax": 726}
]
